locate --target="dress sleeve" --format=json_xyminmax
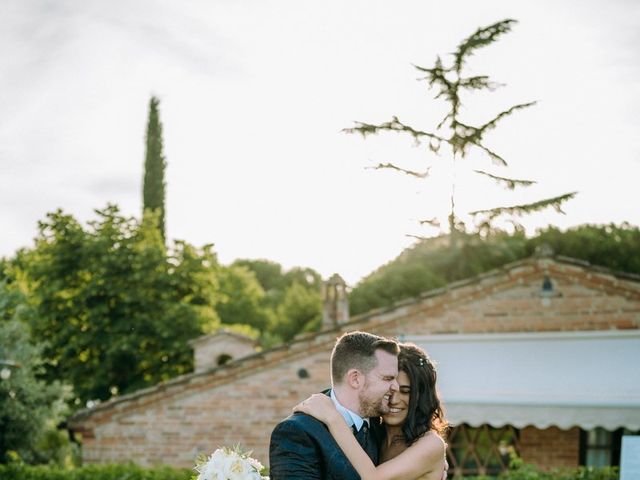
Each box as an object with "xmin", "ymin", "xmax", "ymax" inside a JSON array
[{"xmin": 269, "ymin": 419, "xmax": 323, "ymax": 480}]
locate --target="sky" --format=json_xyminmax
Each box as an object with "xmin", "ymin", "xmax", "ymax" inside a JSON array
[{"xmin": 1, "ymin": 0, "xmax": 639, "ymax": 285}]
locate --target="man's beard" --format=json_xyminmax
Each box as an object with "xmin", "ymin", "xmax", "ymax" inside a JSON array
[{"xmin": 358, "ymin": 383, "xmax": 390, "ymax": 417}]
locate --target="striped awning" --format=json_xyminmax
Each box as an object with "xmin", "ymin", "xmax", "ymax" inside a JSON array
[{"xmin": 407, "ymin": 330, "xmax": 640, "ymax": 431}]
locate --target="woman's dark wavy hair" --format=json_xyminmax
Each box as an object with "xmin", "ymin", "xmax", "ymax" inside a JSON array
[{"xmin": 396, "ymin": 342, "xmax": 448, "ymax": 445}]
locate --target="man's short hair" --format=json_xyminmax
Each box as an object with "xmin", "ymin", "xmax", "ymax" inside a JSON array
[{"xmin": 330, "ymin": 331, "xmax": 399, "ymax": 384}]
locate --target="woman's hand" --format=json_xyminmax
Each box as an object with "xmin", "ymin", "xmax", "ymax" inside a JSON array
[{"xmin": 293, "ymin": 393, "xmax": 341, "ymax": 425}]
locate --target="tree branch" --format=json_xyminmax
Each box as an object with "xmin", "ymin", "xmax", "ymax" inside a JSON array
[
  {"xmin": 477, "ymin": 102, "xmax": 537, "ymax": 135},
  {"xmin": 474, "ymin": 170, "xmax": 536, "ymax": 190},
  {"xmin": 459, "ymin": 75, "xmax": 503, "ymax": 91},
  {"xmin": 343, "ymin": 117, "xmax": 446, "ymax": 145},
  {"xmin": 469, "ymin": 192, "xmax": 578, "ymax": 218},
  {"xmin": 367, "ymin": 163, "xmax": 431, "ymax": 179},
  {"xmin": 454, "ymin": 19, "xmax": 518, "ymax": 73}
]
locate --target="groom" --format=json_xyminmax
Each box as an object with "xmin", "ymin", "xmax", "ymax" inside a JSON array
[{"xmin": 269, "ymin": 331, "xmax": 400, "ymax": 479}]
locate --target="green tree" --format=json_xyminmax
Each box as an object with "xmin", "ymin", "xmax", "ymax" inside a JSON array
[
  {"xmin": 231, "ymin": 259, "xmax": 286, "ymax": 309},
  {"xmin": 345, "ymin": 19, "xmax": 576, "ymax": 243},
  {"xmin": 283, "ymin": 267, "xmax": 322, "ymax": 291},
  {"xmin": 527, "ymin": 223, "xmax": 640, "ymax": 274},
  {"xmin": 0, "ymin": 279, "xmax": 71, "ymax": 464},
  {"xmin": 232, "ymin": 259, "xmax": 285, "ymax": 292},
  {"xmin": 272, "ymin": 282, "xmax": 322, "ymax": 342},
  {"xmin": 349, "ymin": 231, "xmax": 528, "ymax": 314},
  {"xmin": 142, "ymin": 96, "xmax": 167, "ymax": 241},
  {"xmin": 349, "ymin": 223, "xmax": 640, "ymax": 315},
  {"xmin": 216, "ymin": 265, "xmax": 271, "ymax": 332},
  {"xmin": 231, "ymin": 259, "xmax": 324, "ymax": 341},
  {"xmin": 11, "ymin": 205, "xmax": 220, "ymax": 406}
]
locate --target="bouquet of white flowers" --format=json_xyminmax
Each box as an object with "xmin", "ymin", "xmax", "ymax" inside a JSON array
[{"xmin": 192, "ymin": 446, "xmax": 269, "ymax": 480}]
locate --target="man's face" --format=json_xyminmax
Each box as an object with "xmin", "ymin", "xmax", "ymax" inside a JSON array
[{"xmin": 358, "ymin": 349, "xmax": 399, "ymax": 417}]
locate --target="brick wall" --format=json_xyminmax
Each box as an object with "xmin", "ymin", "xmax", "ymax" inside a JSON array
[{"xmin": 78, "ymin": 340, "xmax": 338, "ymax": 466}]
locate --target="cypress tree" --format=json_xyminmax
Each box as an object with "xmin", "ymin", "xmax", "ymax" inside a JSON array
[{"xmin": 142, "ymin": 96, "xmax": 167, "ymax": 241}]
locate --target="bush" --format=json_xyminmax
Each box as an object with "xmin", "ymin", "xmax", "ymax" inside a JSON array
[
  {"xmin": 463, "ymin": 464, "xmax": 619, "ymax": 480},
  {"xmin": 0, "ymin": 463, "xmax": 192, "ymax": 480}
]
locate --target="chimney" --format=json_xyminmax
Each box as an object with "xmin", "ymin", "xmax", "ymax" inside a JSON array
[{"xmin": 322, "ymin": 273, "xmax": 349, "ymax": 329}]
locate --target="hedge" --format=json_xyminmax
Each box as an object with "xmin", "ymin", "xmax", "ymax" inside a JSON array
[
  {"xmin": 0, "ymin": 463, "xmax": 619, "ymax": 480},
  {"xmin": 0, "ymin": 464, "xmax": 192, "ymax": 480},
  {"xmin": 465, "ymin": 465, "xmax": 619, "ymax": 480}
]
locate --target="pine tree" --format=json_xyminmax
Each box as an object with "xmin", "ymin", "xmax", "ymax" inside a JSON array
[
  {"xmin": 345, "ymin": 19, "xmax": 576, "ymax": 245},
  {"xmin": 142, "ymin": 96, "xmax": 167, "ymax": 241}
]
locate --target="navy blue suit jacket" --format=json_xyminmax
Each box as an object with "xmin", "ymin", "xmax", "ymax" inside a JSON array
[{"xmin": 269, "ymin": 411, "xmax": 365, "ymax": 480}]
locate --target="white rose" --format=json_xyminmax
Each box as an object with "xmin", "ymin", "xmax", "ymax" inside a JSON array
[
  {"xmin": 196, "ymin": 449, "xmax": 228, "ymax": 480},
  {"xmin": 223, "ymin": 452, "xmax": 253, "ymax": 480},
  {"xmin": 210, "ymin": 449, "xmax": 227, "ymax": 467},
  {"xmin": 196, "ymin": 460, "xmax": 216, "ymax": 480}
]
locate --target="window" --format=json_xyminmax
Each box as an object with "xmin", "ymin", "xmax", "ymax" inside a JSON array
[
  {"xmin": 580, "ymin": 428, "xmax": 640, "ymax": 467},
  {"xmin": 216, "ymin": 353, "xmax": 232, "ymax": 366},
  {"xmin": 447, "ymin": 424, "xmax": 519, "ymax": 478}
]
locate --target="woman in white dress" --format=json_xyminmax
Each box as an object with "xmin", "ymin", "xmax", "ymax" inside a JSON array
[{"xmin": 294, "ymin": 343, "xmax": 448, "ymax": 480}]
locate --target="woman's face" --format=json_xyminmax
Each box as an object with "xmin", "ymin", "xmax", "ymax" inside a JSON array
[{"xmin": 381, "ymin": 370, "xmax": 411, "ymax": 427}]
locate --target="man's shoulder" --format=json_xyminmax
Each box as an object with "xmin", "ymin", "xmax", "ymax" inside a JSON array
[
  {"xmin": 273, "ymin": 412, "xmax": 327, "ymax": 434},
  {"xmin": 269, "ymin": 413, "xmax": 336, "ymax": 465}
]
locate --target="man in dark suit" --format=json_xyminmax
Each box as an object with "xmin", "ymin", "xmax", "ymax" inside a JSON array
[{"xmin": 269, "ymin": 331, "xmax": 400, "ymax": 479}]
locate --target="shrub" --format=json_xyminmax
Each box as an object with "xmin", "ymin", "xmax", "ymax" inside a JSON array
[
  {"xmin": 462, "ymin": 464, "xmax": 619, "ymax": 480},
  {"xmin": 0, "ymin": 463, "xmax": 192, "ymax": 480}
]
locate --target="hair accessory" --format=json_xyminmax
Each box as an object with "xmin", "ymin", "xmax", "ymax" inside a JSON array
[{"xmin": 418, "ymin": 357, "xmax": 425, "ymax": 367}]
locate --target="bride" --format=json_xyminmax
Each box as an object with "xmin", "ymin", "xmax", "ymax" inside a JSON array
[{"xmin": 295, "ymin": 343, "xmax": 448, "ymax": 480}]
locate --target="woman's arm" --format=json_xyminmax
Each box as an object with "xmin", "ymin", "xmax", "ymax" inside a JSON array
[{"xmin": 294, "ymin": 394, "xmax": 446, "ymax": 480}]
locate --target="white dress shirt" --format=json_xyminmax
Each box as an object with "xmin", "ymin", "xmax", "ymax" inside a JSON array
[{"xmin": 330, "ymin": 389, "xmax": 369, "ymax": 432}]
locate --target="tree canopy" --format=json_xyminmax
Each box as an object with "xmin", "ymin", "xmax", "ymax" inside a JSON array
[
  {"xmin": 349, "ymin": 224, "xmax": 640, "ymax": 315},
  {"xmin": 0, "ymin": 206, "xmax": 328, "ymax": 412},
  {"xmin": 231, "ymin": 259, "xmax": 322, "ymax": 343},
  {"xmin": 8, "ymin": 205, "xmax": 220, "ymax": 406},
  {"xmin": 0, "ymin": 279, "xmax": 70, "ymax": 464}
]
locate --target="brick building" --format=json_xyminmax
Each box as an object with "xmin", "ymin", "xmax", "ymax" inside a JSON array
[
  {"xmin": 68, "ymin": 255, "xmax": 640, "ymax": 477},
  {"xmin": 189, "ymin": 329, "xmax": 258, "ymax": 372}
]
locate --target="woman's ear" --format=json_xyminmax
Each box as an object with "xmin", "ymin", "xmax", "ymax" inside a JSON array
[{"xmin": 345, "ymin": 368, "xmax": 361, "ymax": 389}]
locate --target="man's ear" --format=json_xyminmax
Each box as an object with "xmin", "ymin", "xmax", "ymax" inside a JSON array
[{"xmin": 345, "ymin": 368, "xmax": 361, "ymax": 389}]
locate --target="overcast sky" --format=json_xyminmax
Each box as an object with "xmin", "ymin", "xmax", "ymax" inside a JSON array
[{"xmin": 1, "ymin": 0, "xmax": 639, "ymax": 284}]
